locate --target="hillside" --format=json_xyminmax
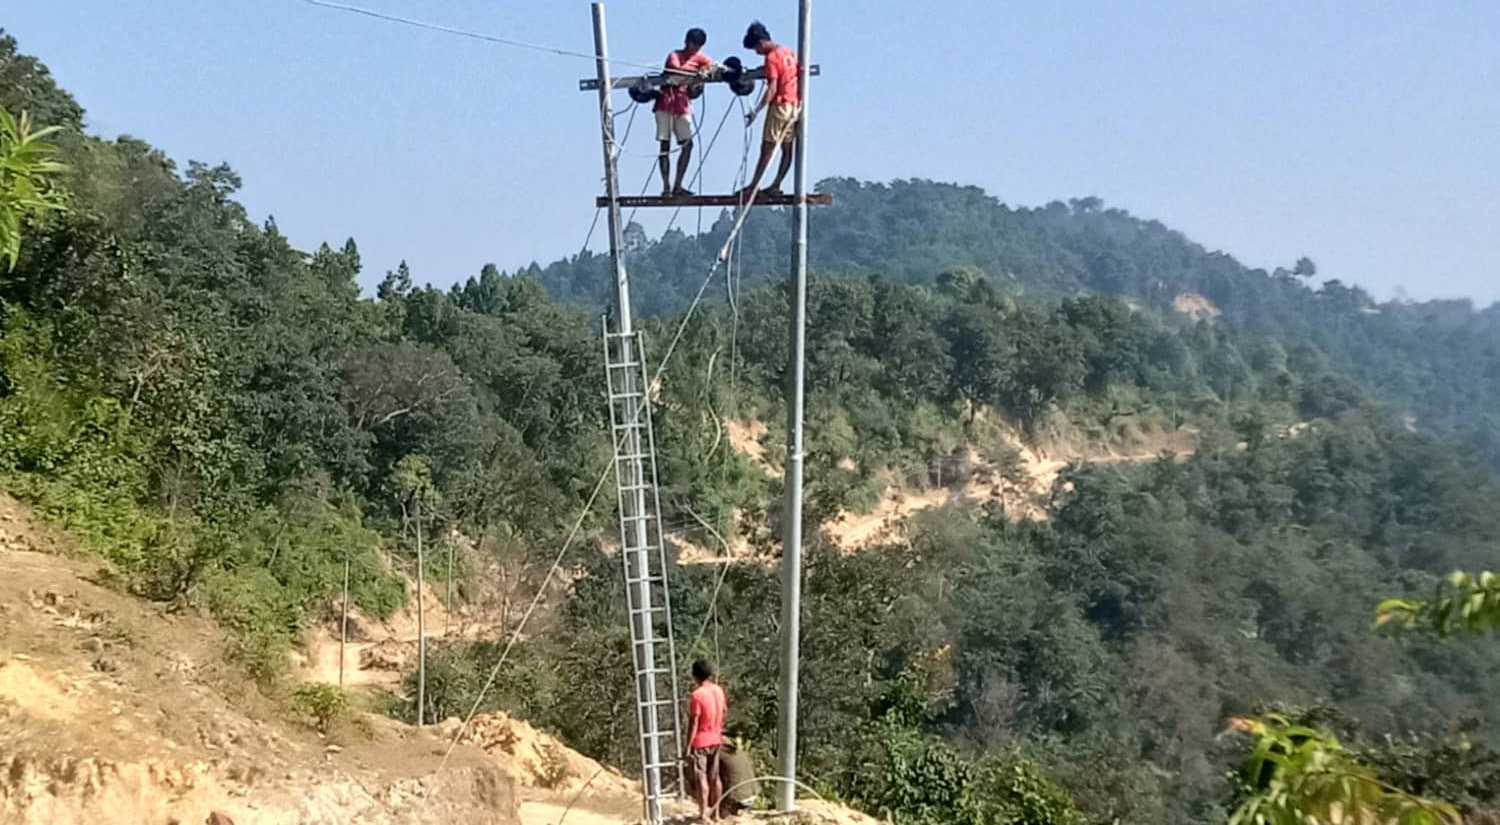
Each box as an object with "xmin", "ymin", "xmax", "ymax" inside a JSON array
[
  {"xmin": 4, "ymin": 29, "xmax": 1500, "ymax": 825},
  {"xmin": 528, "ymin": 179, "xmax": 1500, "ymax": 470},
  {"xmin": 0, "ymin": 492, "xmax": 508, "ymax": 824},
  {"xmin": 0, "ymin": 493, "xmax": 880, "ymax": 825}
]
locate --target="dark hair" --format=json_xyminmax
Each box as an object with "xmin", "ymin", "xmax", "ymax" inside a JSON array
[
  {"xmin": 742, "ymin": 21, "xmax": 771, "ymax": 50},
  {"xmin": 692, "ymin": 659, "xmax": 715, "ymax": 682},
  {"xmin": 686, "ymin": 28, "xmax": 707, "ymax": 48}
]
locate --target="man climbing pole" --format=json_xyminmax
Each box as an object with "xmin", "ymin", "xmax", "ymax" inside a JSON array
[
  {"xmin": 685, "ymin": 659, "xmax": 727, "ymax": 824},
  {"xmin": 736, "ymin": 21, "xmax": 800, "ymax": 200},
  {"xmin": 656, "ymin": 28, "xmax": 714, "ymax": 197}
]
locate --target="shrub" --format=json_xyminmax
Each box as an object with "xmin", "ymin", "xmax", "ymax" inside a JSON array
[
  {"xmin": 965, "ymin": 757, "xmax": 1085, "ymax": 825},
  {"xmin": 291, "ymin": 682, "xmax": 350, "ymax": 733}
]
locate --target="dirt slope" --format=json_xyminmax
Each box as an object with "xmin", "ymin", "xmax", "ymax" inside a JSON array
[
  {"xmin": 0, "ymin": 493, "xmax": 884, "ymax": 824},
  {"xmin": 0, "ymin": 495, "xmax": 513, "ymax": 823},
  {"xmin": 823, "ymin": 420, "xmax": 1198, "ymax": 550}
]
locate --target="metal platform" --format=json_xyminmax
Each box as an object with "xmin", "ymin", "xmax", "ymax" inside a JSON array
[{"xmin": 596, "ymin": 193, "xmax": 833, "ymax": 209}]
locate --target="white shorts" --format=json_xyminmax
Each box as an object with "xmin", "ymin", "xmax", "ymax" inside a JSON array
[{"xmin": 655, "ymin": 110, "xmax": 693, "ymax": 144}]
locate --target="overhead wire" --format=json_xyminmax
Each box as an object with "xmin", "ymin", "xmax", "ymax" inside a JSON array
[{"xmin": 299, "ymin": 0, "xmax": 663, "ymax": 72}]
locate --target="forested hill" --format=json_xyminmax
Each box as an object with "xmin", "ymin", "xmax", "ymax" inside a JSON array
[
  {"xmin": 7, "ymin": 29, "xmax": 1500, "ymax": 825},
  {"xmin": 528, "ymin": 178, "xmax": 1500, "ymax": 468}
]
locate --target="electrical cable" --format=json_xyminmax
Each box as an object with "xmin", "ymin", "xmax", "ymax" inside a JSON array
[{"xmin": 300, "ymin": 0, "xmax": 663, "ymax": 72}]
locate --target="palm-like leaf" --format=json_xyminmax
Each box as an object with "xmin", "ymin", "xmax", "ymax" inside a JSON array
[{"xmin": 0, "ymin": 107, "xmax": 70, "ymax": 270}]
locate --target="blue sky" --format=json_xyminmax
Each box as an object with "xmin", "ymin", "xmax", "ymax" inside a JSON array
[{"xmin": 7, "ymin": 1, "xmax": 1498, "ymax": 304}]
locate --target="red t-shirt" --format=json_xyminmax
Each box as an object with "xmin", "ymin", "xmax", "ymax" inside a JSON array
[
  {"xmin": 688, "ymin": 681, "xmax": 726, "ymax": 749},
  {"xmin": 764, "ymin": 45, "xmax": 800, "ymax": 106},
  {"xmin": 657, "ymin": 50, "xmax": 712, "ymax": 116}
]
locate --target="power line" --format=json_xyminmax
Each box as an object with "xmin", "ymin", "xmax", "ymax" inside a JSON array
[{"xmin": 299, "ymin": 0, "xmax": 662, "ymax": 72}]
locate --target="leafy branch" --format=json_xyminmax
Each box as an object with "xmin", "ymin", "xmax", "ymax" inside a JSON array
[
  {"xmin": 0, "ymin": 107, "xmax": 67, "ymax": 270},
  {"xmin": 1229, "ymin": 715, "xmax": 1461, "ymax": 825},
  {"xmin": 1378, "ymin": 571, "xmax": 1500, "ymax": 638}
]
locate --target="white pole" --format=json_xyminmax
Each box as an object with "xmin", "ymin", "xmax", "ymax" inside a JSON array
[{"xmin": 776, "ymin": 0, "xmax": 813, "ymax": 813}]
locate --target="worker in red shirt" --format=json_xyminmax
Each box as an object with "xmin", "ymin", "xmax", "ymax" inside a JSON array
[
  {"xmin": 656, "ymin": 28, "xmax": 714, "ymax": 197},
  {"xmin": 737, "ymin": 21, "xmax": 800, "ymax": 201},
  {"xmin": 685, "ymin": 659, "xmax": 727, "ymax": 824}
]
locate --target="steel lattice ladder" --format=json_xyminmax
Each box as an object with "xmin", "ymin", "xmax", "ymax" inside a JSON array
[{"xmin": 603, "ymin": 327, "xmax": 685, "ymax": 824}]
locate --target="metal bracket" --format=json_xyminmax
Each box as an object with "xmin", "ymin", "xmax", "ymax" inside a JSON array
[{"xmin": 580, "ymin": 64, "xmax": 820, "ymax": 92}]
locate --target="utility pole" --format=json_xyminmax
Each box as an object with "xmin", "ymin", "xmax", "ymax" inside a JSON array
[
  {"xmin": 593, "ymin": 2, "xmax": 632, "ymax": 332},
  {"xmin": 415, "ymin": 495, "xmax": 426, "ymax": 727},
  {"xmin": 592, "ymin": 5, "xmax": 666, "ymax": 822},
  {"xmin": 578, "ymin": 6, "xmax": 827, "ymax": 819},
  {"xmin": 777, "ymin": 0, "xmax": 813, "ymax": 813},
  {"xmin": 340, "ymin": 556, "xmax": 350, "ymax": 689}
]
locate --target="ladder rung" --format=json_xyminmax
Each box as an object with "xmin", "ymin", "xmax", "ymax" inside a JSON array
[
  {"xmin": 617, "ymin": 483, "xmax": 653, "ymax": 493},
  {"xmin": 628, "ymin": 606, "xmax": 667, "ymax": 616},
  {"xmin": 626, "ymin": 576, "xmax": 664, "ymax": 587},
  {"xmin": 607, "ymin": 360, "xmax": 642, "ymax": 370},
  {"xmin": 620, "ymin": 549, "xmax": 662, "ymax": 559},
  {"xmin": 640, "ymin": 698, "xmax": 677, "ymax": 707}
]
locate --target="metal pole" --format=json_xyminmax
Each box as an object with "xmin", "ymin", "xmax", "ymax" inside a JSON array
[
  {"xmin": 593, "ymin": 2, "xmax": 633, "ymax": 336},
  {"xmin": 592, "ymin": 5, "xmax": 662, "ymax": 822},
  {"xmin": 415, "ymin": 495, "xmax": 426, "ymax": 727},
  {"xmin": 340, "ymin": 557, "xmax": 350, "ymax": 689},
  {"xmin": 777, "ymin": 0, "xmax": 812, "ymax": 813}
]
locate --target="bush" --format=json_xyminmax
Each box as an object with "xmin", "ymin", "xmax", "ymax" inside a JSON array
[
  {"xmin": 202, "ymin": 566, "xmax": 299, "ymax": 683},
  {"xmin": 844, "ymin": 709, "xmax": 1084, "ymax": 825},
  {"xmin": 291, "ymin": 682, "xmax": 350, "ymax": 733},
  {"xmin": 965, "ymin": 757, "xmax": 1085, "ymax": 825},
  {"xmin": 847, "ymin": 717, "xmax": 973, "ymax": 824},
  {"xmin": 395, "ymin": 638, "xmax": 558, "ymax": 726}
]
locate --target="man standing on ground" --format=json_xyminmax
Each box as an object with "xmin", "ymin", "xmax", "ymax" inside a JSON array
[
  {"xmin": 656, "ymin": 28, "xmax": 714, "ymax": 197},
  {"xmin": 737, "ymin": 21, "xmax": 800, "ymax": 200},
  {"xmin": 686, "ymin": 659, "xmax": 727, "ymax": 824}
]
